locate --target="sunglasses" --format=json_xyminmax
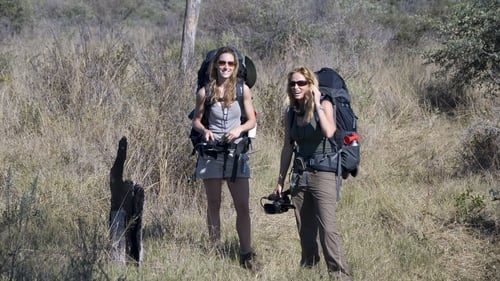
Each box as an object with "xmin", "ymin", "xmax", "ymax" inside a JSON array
[
  {"xmin": 288, "ymin": 80, "xmax": 308, "ymax": 87},
  {"xmin": 218, "ymin": 60, "xmax": 235, "ymax": 67}
]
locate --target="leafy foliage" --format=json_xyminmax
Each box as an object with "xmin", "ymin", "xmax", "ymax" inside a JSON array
[
  {"xmin": 424, "ymin": 0, "xmax": 500, "ymax": 92},
  {"xmin": 0, "ymin": 0, "xmax": 32, "ymax": 35},
  {"xmin": 454, "ymin": 188, "xmax": 486, "ymax": 224}
]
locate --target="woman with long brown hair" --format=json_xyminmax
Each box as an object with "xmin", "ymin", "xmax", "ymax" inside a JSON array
[{"xmin": 191, "ymin": 46, "xmax": 257, "ymax": 270}]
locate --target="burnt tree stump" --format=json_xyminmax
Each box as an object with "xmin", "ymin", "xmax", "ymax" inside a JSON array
[{"xmin": 109, "ymin": 136, "xmax": 144, "ymax": 266}]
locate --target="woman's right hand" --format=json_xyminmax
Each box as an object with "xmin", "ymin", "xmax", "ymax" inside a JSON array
[
  {"xmin": 274, "ymin": 184, "xmax": 283, "ymax": 196},
  {"xmin": 203, "ymin": 129, "xmax": 215, "ymax": 143}
]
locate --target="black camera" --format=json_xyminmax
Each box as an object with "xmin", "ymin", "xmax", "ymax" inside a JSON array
[{"xmin": 260, "ymin": 189, "xmax": 295, "ymax": 214}]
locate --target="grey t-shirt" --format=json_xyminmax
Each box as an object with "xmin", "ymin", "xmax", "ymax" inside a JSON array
[{"xmin": 208, "ymin": 101, "xmax": 242, "ymax": 141}]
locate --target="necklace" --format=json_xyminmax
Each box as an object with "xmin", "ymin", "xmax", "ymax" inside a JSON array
[
  {"xmin": 295, "ymin": 108, "xmax": 306, "ymax": 117},
  {"xmin": 222, "ymin": 106, "xmax": 229, "ymax": 121}
]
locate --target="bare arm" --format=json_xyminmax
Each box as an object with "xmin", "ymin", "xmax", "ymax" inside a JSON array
[
  {"xmin": 275, "ymin": 109, "xmax": 294, "ymax": 195},
  {"xmin": 192, "ymin": 87, "xmax": 215, "ymax": 142},
  {"xmin": 311, "ymin": 85, "xmax": 336, "ymax": 138},
  {"xmin": 225, "ymin": 84, "xmax": 256, "ymax": 141}
]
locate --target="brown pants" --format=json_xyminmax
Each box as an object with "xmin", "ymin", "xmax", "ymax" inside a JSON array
[{"xmin": 291, "ymin": 171, "xmax": 350, "ymax": 277}]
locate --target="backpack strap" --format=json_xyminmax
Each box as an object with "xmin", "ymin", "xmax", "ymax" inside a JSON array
[
  {"xmin": 287, "ymin": 108, "xmax": 297, "ymax": 151},
  {"xmin": 229, "ymin": 79, "xmax": 249, "ymax": 182},
  {"xmin": 319, "ymin": 101, "xmax": 343, "ymax": 201},
  {"xmin": 201, "ymin": 85, "xmax": 215, "ymax": 128},
  {"xmin": 235, "ymin": 79, "xmax": 246, "ymax": 120},
  {"xmin": 314, "ymin": 102, "xmax": 343, "ymax": 201},
  {"xmin": 235, "ymin": 78, "xmax": 251, "ymax": 145}
]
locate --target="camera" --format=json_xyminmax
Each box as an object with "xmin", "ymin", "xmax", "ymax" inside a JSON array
[{"xmin": 260, "ymin": 189, "xmax": 295, "ymax": 214}]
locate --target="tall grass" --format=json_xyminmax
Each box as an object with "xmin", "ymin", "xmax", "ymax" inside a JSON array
[{"xmin": 0, "ymin": 0, "xmax": 498, "ymax": 280}]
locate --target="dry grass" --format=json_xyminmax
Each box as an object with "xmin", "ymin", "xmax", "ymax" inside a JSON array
[{"xmin": 1, "ymin": 1, "xmax": 499, "ymax": 280}]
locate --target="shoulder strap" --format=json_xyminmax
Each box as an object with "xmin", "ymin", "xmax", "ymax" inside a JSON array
[
  {"xmin": 236, "ymin": 79, "xmax": 246, "ymax": 121},
  {"xmin": 287, "ymin": 107, "xmax": 294, "ymax": 131},
  {"xmin": 200, "ymin": 85, "xmax": 215, "ymax": 128},
  {"xmin": 287, "ymin": 108, "xmax": 295, "ymax": 146},
  {"xmin": 204, "ymin": 85, "xmax": 214, "ymax": 106},
  {"xmin": 236, "ymin": 79, "xmax": 244, "ymax": 99}
]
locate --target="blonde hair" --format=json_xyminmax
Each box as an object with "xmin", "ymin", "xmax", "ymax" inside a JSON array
[
  {"xmin": 207, "ymin": 47, "xmax": 239, "ymax": 105},
  {"xmin": 286, "ymin": 66, "xmax": 318, "ymax": 123}
]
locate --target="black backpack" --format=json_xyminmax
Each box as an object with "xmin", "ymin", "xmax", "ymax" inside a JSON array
[
  {"xmin": 288, "ymin": 67, "xmax": 360, "ymax": 200},
  {"xmin": 188, "ymin": 47, "xmax": 256, "ymax": 154},
  {"xmin": 196, "ymin": 47, "xmax": 256, "ymax": 91},
  {"xmin": 315, "ymin": 67, "xmax": 360, "ymax": 178}
]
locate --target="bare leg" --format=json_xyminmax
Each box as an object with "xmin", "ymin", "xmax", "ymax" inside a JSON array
[
  {"xmin": 204, "ymin": 179, "xmax": 223, "ymax": 243},
  {"xmin": 227, "ymin": 178, "xmax": 251, "ymax": 253}
]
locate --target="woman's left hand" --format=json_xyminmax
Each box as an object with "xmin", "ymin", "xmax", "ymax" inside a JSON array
[{"xmin": 224, "ymin": 127, "xmax": 244, "ymax": 142}]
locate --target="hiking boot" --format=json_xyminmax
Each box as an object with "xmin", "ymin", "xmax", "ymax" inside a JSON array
[{"xmin": 239, "ymin": 252, "xmax": 261, "ymax": 272}]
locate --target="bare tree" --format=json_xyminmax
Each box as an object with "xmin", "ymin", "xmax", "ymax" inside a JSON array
[{"xmin": 180, "ymin": 0, "xmax": 201, "ymax": 73}]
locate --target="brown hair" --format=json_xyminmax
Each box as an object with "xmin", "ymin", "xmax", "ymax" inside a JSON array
[{"xmin": 207, "ymin": 47, "xmax": 239, "ymax": 105}]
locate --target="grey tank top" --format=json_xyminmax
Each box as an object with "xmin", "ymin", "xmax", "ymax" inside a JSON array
[{"xmin": 208, "ymin": 101, "xmax": 242, "ymax": 141}]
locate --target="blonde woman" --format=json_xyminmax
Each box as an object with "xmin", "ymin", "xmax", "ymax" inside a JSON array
[{"xmin": 274, "ymin": 66, "xmax": 351, "ymax": 279}]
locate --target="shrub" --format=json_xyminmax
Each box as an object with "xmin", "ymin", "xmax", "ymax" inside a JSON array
[
  {"xmin": 199, "ymin": 0, "xmax": 321, "ymax": 59},
  {"xmin": 417, "ymin": 78, "xmax": 467, "ymax": 115},
  {"xmin": 454, "ymin": 188, "xmax": 486, "ymax": 224},
  {"xmin": 424, "ymin": 0, "xmax": 500, "ymax": 93},
  {"xmin": 0, "ymin": 0, "xmax": 32, "ymax": 35},
  {"xmin": 0, "ymin": 167, "xmax": 42, "ymax": 280},
  {"xmin": 458, "ymin": 122, "xmax": 500, "ymax": 175}
]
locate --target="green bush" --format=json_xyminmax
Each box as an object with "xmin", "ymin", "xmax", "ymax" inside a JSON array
[
  {"xmin": 454, "ymin": 188, "xmax": 486, "ymax": 224},
  {"xmin": 0, "ymin": 0, "xmax": 32, "ymax": 34},
  {"xmin": 424, "ymin": 0, "xmax": 500, "ymax": 93}
]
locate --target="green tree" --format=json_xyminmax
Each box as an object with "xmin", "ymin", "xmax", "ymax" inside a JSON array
[{"xmin": 424, "ymin": 0, "xmax": 499, "ymax": 92}]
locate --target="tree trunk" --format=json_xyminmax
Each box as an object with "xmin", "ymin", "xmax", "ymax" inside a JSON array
[{"xmin": 180, "ymin": 0, "xmax": 201, "ymax": 73}]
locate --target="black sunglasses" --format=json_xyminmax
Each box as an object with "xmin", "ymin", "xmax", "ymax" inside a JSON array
[
  {"xmin": 288, "ymin": 80, "xmax": 308, "ymax": 87},
  {"xmin": 218, "ymin": 60, "xmax": 235, "ymax": 67}
]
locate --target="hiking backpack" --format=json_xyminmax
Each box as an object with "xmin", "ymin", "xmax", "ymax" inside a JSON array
[
  {"xmin": 288, "ymin": 67, "xmax": 360, "ymax": 200},
  {"xmin": 315, "ymin": 67, "xmax": 360, "ymax": 177},
  {"xmin": 188, "ymin": 47, "xmax": 257, "ymax": 154}
]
